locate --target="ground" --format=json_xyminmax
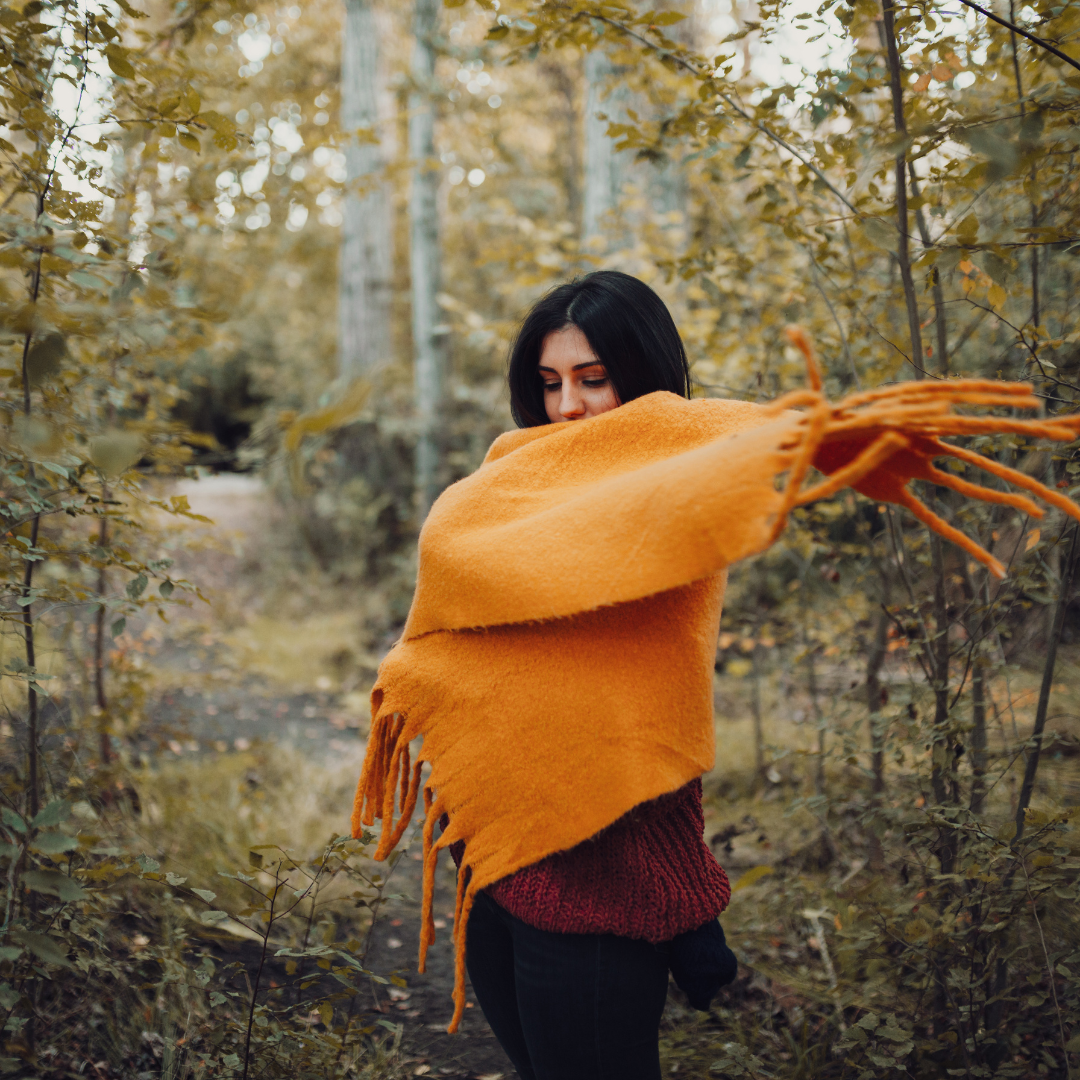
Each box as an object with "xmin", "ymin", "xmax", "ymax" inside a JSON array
[{"xmin": 133, "ymin": 474, "xmax": 517, "ymax": 1076}]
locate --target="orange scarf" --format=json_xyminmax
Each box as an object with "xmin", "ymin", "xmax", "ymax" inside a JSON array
[{"xmin": 353, "ymin": 355, "xmax": 1080, "ymax": 1031}]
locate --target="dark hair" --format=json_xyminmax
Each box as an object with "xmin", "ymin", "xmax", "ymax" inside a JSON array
[{"xmin": 507, "ymin": 270, "xmax": 692, "ymax": 428}]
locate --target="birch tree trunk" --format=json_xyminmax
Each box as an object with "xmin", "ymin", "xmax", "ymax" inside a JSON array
[
  {"xmin": 339, "ymin": 0, "xmax": 391, "ymax": 382},
  {"xmin": 411, "ymin": 0, "xmax": 444, "ymax": 520},
  {"xmin": 582, "ymin": 49, "xmax": 629, "ymax": 248}
]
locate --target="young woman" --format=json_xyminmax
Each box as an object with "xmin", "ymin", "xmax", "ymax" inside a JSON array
[
  {"xmin": 352, "ymin": 273, "xmax": 1079, "ymax": 1080},
  {"xmin": 458, "ymin": 271, "xmax": 737, "ymax": 1080}
]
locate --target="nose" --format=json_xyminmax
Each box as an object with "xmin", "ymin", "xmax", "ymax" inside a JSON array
[{"xmin": 559, "ymin": 382, "xmax": 585, "ymax": 419}]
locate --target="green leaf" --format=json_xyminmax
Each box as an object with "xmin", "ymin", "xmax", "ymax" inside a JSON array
[
  {"xmin": 191, "ymin": 888, "xmax": 216, "ymax": 903},
  {"xmin": 861, "ymin": 216, "xmax": 898, "ymax": 252},
  {"xmin": 1065, "ymin": 1034, "xmax": 1080, "ymax": 1052},
  {"xmin": 30, "ymin": 832, "xmax": 78, "ymax": 855},
  {"xmin": 25, "ymin": 333, "xmax": 66, "ymax": 386},
  {"xmin": 10, "ymin": 930, "xmax": 72, "ymax": 969},
  {"xmin": 68, "ymin": 270, "xmax": 112, "ymax": 291},
  {"xmin": 159, "ymin": 580, "xmax": 174, "ymax": 598},
  {"xmin": 137, "ymin": 854, "xmax": 160, "ymax": 873},
  {"xmin": 111, "ymin": 617, "xmax": 126, "ymax": 638},
  {"xmin": 200, "ymin": 910, "xmax": 230, "ymax": 925},
  {"xmin": 126, "ymin": 573, "xmax": 148, "ymax": 600},
  {"xmin": 165, "ymin": 872, "xmax": 187, "ymax": 886},
  {"xmin": 1, "ymin": 810, "xmax": 26, "ymax": 835},
  {"xmin": 23, "ymin": 869, "xmax": 88, "ymax": 902},
  {"xmin": 30, "ymin": 799, "xmax": 71, "ymax": 829}
]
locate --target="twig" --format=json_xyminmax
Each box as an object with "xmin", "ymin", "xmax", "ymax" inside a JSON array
[
  {"xmin": 949, "ymin": 0, "xmax": 1080, "ymax": 75},
  {"xmin": 1023, "ymin": 865, "xmax": 1072, "ymax": 1079}
]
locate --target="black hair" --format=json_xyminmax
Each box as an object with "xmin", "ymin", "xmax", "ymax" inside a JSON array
[{"xmin": 507, "ymin": 270, "xmax": 692, "ymax": 428}]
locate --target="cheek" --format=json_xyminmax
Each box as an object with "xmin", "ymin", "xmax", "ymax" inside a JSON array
[{"xmin": 588, "ymin": 384, "xmax": 620, "ymax": 412}]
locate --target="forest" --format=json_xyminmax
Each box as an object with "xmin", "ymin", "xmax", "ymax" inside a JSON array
[{"xmin": 3, "ymin": 0, "xmax": 1080, "ymax": 1074}]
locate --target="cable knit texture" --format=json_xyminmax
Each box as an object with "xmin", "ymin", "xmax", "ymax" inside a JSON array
[
  {"xmin": 487, "ymin": 779, "xmax": 729, "ymax": 941},
  {"xmin": 443, "ymin": 779, "xmax": 727, "ymax": 940}
]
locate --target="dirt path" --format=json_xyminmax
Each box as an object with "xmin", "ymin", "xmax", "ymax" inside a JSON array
[
  {"xmin": 361, "ymin": 830, "xmax": 516, "ymax": 1076},
  {"xmin": 140, "ymin": 475, "xmax": 515, "ymax": 1077}
]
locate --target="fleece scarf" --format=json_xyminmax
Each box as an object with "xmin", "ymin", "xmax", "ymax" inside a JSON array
[{"xmin": 353, "ymin": 346, "xmax": 1080, "ymax": 1031}]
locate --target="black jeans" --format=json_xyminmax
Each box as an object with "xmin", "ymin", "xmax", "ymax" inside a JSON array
[{"xmin": 465, "ymin": 890, "xmax": 670, "ymax": 1080}]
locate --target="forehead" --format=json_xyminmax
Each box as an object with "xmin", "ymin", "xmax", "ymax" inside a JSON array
[{"xmin": 538, "ymin": 326, "xmax": 601, "ymax": 370}]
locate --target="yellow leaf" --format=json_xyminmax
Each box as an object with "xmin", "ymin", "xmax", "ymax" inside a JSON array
[
  {"xmin": 284, "ymin": 380, "xmax": 372, "ymax": 454},
  {"xmin": 198, "ymin": 110, "xmax": 234, "ymax": 133},
  {"xmin": 731, "ymin": 865, "xmax": 774, "ymax": 892},
  {"xmin": 904, "ymin": 918, "xmax": 931, "ymax": 941},
  {"xmin": 318, "ymin": 1003, "xmax": 333, "ymax": 1028},
  {"xmin": 351, "ymin": 126, "xmax": 380, "ymax": 145},
  {"xmin": 988, "ymin": 282, "xmax": 1006, "ymax": 310},
  {"xmin": 104, "ymin": 44, "xmax": 134, "ymax": 79},
  {"xmin": 956, "ymin": 213, "xmax": 979, "ymax": 243},
  {"xmin": 177, "ymin": 130, "xmax": 200, "ymax": 153},
  {"xmin": 89, "ymin": 431, "xmax": 144, "ymax": 476},
  {"xmin": 1025, "ymin": 528, "xmax": 1040, "ymax": 552}
]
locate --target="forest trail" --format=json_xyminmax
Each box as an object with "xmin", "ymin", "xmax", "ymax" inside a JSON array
[{"xmin": 139, "ymin": 474, "xmax": 516, "ymax": 1078}]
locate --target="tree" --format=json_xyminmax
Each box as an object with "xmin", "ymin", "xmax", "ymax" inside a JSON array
[
  {"xmin": 339, "ymin": 0, "xmax": 392, "ymax": 381},
  {"xmin": 411, "ymin": 0, "xmax": 446, "ymax": 519}
]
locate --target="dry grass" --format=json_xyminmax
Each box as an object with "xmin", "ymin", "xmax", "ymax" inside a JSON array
[{"xmin": 130, "ymin": 740, "xmax": 374, "ymax": 916}]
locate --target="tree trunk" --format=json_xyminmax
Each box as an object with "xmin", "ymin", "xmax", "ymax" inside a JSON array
[
  {"xmin": 582, "ymin": 49, "xmax": 629, "ymax": 248},
  {"xmin": 94, "ymin": 509, "xmax": 112, "ymax": 766},
  {"xmin": 867, "ymin": 606, "xmax": 889, "ymax": 796},
  {"xmin": 410, "ymin": 0, "xmax": 444, "ymax": 521},
  {"xmin": 339, "ymin": 0, "xmax": 392, "ymax": 382}
]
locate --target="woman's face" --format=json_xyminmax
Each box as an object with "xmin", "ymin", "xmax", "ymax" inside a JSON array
[{"xmin": 539, "ymin": 325, "xmax": 620, "ymax": 423}]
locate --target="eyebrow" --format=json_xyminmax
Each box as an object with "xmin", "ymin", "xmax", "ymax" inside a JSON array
[{"xmin": 538, "ymin": 361, "xmax": 606, "ymax": 373}]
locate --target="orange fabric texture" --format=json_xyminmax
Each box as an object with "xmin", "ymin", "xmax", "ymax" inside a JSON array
[{"xmin": 352, "ymin": 370, "xmax": 1080, "ymax": 1032}]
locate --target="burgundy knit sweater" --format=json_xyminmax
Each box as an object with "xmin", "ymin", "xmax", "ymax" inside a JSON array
[{"xmin": 446, "ymin": 778, "xmax": 730, "ymax": 943}]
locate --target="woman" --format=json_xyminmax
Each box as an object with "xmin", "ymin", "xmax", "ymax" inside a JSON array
[
  {"xmin": 353, "ymin": 272, "xmax": 1080, "ymax": 1078},
  {"xmin": 457, "ymin": 272, "xmax": 737, "ymax": 1080}
]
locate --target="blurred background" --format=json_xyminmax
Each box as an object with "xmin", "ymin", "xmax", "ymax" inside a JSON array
[{"xmin": 3, "ymin": 0, "xmax": 1080, "ymax": 1074}]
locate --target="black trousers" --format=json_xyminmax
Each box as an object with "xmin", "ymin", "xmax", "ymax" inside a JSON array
[{"xmin": 465, "ymin": 890, "xmax": 670, "ymax": 1080}]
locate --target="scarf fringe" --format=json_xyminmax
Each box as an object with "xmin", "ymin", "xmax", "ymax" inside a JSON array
[{"xmin": 352, "ymin": 341, "xmax": 1080, "ymax": 1033}]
